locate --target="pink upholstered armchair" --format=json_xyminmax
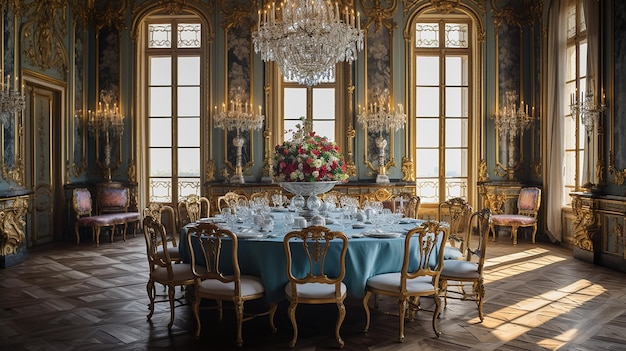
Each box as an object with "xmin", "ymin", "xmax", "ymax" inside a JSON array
[{"xmin": 489, "ymin": 187, "xmax": 541, "ymax": 245}]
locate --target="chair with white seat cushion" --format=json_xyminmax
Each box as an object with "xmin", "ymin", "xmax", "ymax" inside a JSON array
[
  {"xmin": 438, "ymin": 197, "xmax": 472, "ymax": 260},
  {"xmin": 283, "ymin": 225, "xmax": 349, "ymax": 348},
  {"xmin": 439, "ymin": 208, "xmax": 492, "ymax": 322},
  {"xmin": 362, "ymin": 221, "xmax": 449, "ymax": 342},
  {"xmin": 186, "ymin": 222, "xmax": 277, "ymax": 347}
]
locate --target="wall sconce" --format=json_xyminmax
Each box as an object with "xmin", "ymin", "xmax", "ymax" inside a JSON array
[
  {"xmin": 0, "ymin": 71, "xmax": 25, "ymax": 125},
  {"xmin": 492, "ymin": 90, "xmax": 534, "ymax": 180},
  {"xmin": 88, "ymin": 90, "xmax": 125, "ymax": 181}
]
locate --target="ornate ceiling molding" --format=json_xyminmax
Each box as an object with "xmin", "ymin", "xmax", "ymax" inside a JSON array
[{"xmin": 359, "ymin": 0, "xmax": 398, "ymax": 32}]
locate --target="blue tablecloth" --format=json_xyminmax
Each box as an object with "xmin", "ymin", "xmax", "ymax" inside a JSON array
[{"xmin": 178, "ymin": 213, "xmax": 435, "ymax": 303}]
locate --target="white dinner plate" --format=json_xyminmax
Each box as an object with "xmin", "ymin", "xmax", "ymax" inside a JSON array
[
  {"xmin": 271, "ymin": 207, "xmax": 288, "ymax": 212},
  {"xmin": 236, "ymin": 233, "xmax": 264, "ymax": 239},
  {"xmin": 363, "ymin": 231, "xmax": 403, "ymax": 238}
]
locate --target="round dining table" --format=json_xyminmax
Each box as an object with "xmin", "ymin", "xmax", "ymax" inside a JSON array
[{"xmin": 178, "ymin": 210, "xmax": 439, "ymax": 303}]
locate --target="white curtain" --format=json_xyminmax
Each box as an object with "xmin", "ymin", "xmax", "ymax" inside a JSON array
[
  {"xmin": 583, "ymin": 0, "xmax": 600, "ymax": 186},
  {"xmin": 545, "ymin": 0, "xmax": 566, "ymax": 243}
]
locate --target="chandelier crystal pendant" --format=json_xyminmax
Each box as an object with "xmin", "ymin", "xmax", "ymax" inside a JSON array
[
  {"xmin": 88, "ymin": 90, "xmax": 125, "ymax": 181},
  {"xmin": 491, "ymin": 90, "xmax": 534, "ymax": 180},
  {"xmin": 357, "ymin": 89, "xmax": 406, "ymax": 184},
  {"xmin": 213, "ymin": 87, "xmax": 265, "ymax": 184},
  {"xmin": 252, "ymin": 0, "xmax": 364, "ymax": 86},
  {"xmin": 0, "ymin": 72, "xmax": 26, "ymax": 125}
]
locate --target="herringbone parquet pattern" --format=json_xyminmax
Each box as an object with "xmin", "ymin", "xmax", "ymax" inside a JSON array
[{"xmin": 1, "ymin": 234, "xmax": 626, "ymax": 350}]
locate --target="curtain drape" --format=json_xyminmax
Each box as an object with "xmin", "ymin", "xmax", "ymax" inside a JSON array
[{"xmin": 544, "ymin": 0, "xmax": 566, "ymax": 243}]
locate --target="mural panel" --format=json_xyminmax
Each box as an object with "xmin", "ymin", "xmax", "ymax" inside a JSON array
[{"xmin": 611, "ymin": 0, "xmax": 626, "ymax": 184}]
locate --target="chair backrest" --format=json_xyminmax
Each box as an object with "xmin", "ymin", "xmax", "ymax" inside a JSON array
[
  {"xmin": 144, "ymin": 202, "xmax": 178, "ymax": 245},
  {"xmin": 186, "ymin": 223, "xmax": 241, "ymax": 288},
  {"xmin": 143, "ymin": 216, "xmax": 176, "ymax": 275},
  {"xmin": 402, "ymin": 221, "xmax": 449, "ymax": 287},
  {"xmin": 363, "ymin": 188, "xmax": 394, "ymax": 210},
  {"xmin": 73, "ymin": 188, "xmax": 94, "ymax": 217},
  {"xmin": 394, "ymin": 192, "xmax": 421, "ymax": 219},
  {"xmin": 320, "ymin": 190, "xmax": 344, "ymax": 207},
  {"xmin": 177, "ymin": 194, "xmax": 210, "ymax": 229},
  {"xmin": 96, "ymin": 184, "xmax": 131, "ymax": 214},
  {"xmin": 438, "ymin": 197, "xmax": 473, "ymax": 247},
  {"xmin": 283, "ymin": 226, "xmax": 348, "ymax": 292},
  {"xmin": 517, "ymin": 187, "xmax": 541, "ymax": 217},
  {"xmin": 464, "ymin": 208, "xmax": 492, "ymax": 275},
  {"xmin": 217, "ymin": 192, "xmax": 249, "ymax": 213}
]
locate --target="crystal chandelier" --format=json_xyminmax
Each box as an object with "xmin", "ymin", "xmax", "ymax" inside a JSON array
[
  {"xmin": 213, "ymin": 87, "xmax": 265, "ymax": 184},
  {"xmin": 0, "ymin": 72, "xmax": 26, "ymax": 125},
  {"xmin": 252, "ymin": 0, "xmax": 364, "ymax": 86},
  {"xmin": 570, "ymin": 90, "xmax": 606, "ymax": 136},
  {"xmin": 357, "ymin": 89, "xmax": 406, "ymax": 184},
  {"xmin": 88, "ymin": 90, "xmax": 125, "ymax": 181},
  {"xmin": 491, "ymin": 90, "xmax": 534, "ymax": 180}
]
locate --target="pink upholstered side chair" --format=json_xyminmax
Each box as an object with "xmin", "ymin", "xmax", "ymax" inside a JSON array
[{"xmin": 489, "ymin": 187, "xmax": 541, "ymax": 245}]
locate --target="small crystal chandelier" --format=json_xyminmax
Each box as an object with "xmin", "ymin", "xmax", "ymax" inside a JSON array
[
  {"xmin": 88, "ymin": 90, "xmax": 125, "ymax": 181},
  {"xmin": 357, "ymin": 89, "xmax": 406, "ymax": 184},
  {"xmin": 213, "ymin": 87, "xmax": 265, "ymax": 184},
  {"xmin": 570, "ymin": 90, "xmax": 606, "ymax": 136},
  {"xmin": 491, "ymin": 90, "xmax": 534, "ymax": 180},
  {"xmin": 0, "ymin": 72, "xmax": 26, "ymax": 125},
  {"xmin": 252, "ymin": 0, "xmax": 364, "ymax": 86}
]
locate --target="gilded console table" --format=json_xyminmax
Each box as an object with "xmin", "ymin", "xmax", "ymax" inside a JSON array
[
  {"xmin": 0, "ymin": 190, "xmax": 30, "ymax": 268},
  {"xmin": 569, "ymin": 192, "xmax": 626, "ymax": 271}
]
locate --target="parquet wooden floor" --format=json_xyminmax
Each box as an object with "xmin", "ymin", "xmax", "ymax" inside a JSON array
[{"xmin": 1, "ymin": 233, "xmax": 626, "ymax": 351}]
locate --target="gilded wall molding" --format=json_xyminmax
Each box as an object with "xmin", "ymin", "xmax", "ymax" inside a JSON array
[
  {"xmin": 571, "ymin": 196, "xmax": 598, "ymax": 251},
  {"xmin": 0, "ymin": 196, "xmax": 28, "ymax": 256},
  {"xmin": 93, "ymin": 0, "xmax": 128, "ymax": 32},
  {"xmin": 401, "ymin": 157, "xmax": 414, "ymax": 181},
  {"xmin": 359, "ymin": 0, "xmax": 398, "ymax": 31},
  {"xmin": 609, "ymin": 151, "xmax": 626, "ymax": 185},
  {"xmin": 218, "ymin": 0, "xmax": 257, "ymax": 30},
  {"xmin": 402, "ymin": 0, "xmax": 485, "ymax": 16},
  {"xmin": 22, "ymin": 0, "xmax": 68, "ymax": 77}
]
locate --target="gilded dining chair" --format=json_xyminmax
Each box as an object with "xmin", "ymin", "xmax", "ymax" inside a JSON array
[
  {"xmin": 438, "ymin": 197, "xmax": 473, "ymax": 260},
  {"xmin": 283, "ymin": 225, "xmax": 349, "ymax": 348},
  {"xmin": 362, "ymin": 221, "xmax": 449, "ymax": 342},
  {"xmin": 142, "ymin": 216, "xmax": 195, "ymax": 329},
  {"xmin": 217, "ymin": 191, "xmax": 249, "ymax": 214},
  {"xmin": 186, "ymin": 222, "xmax": 277, "ymax": 346},
  {"xmin": 393, "ymin": 192, "xmax": 421, "ymax": 219},
  {"xmin": 144, "ymin": 202, "xmax": 181, "ymax": 263},
  {"xmin": 176, "ymin": 194, "xmax": 210, "ymax": 230},
  {"xmin": 440, "ymin": 208, "xmax": 492, "ymax": 322},
  {"xmin": 363, "ymin": 188, "xmax": 394, "ymax": 210},
  {"xmin": 489, "ymin": 187, "xmax": 541, "ymax": 245}
]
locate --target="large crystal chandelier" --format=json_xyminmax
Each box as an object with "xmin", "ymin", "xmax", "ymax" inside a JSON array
[
  {"xmin": 357, "ymin": 89, "xmax": 406, "ymax": 184},
  {"xmin": 491, "ymin": 90, "xmax": 534, "ymax": 180},
  {"xmin": 252, "ymin": 0, "xmax": 364, "ymax": 86},
  {"xmin": 213, "ymin": 87, "xmax": 265, "ymax": 184},
  {"xmin": 88, "ymin": 90, "xmax": 125, "ymax": 181},
  {"xmin": 0, "ymin": 72, "xmax": 26, "ymax": 125}
]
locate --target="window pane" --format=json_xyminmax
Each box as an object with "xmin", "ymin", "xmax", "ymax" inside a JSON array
[
  {"xmin": 313, "ymin": 120, "xmax": 335, "ymax": 141},
  {"xmin": 566, "ymin": 45, "xmax": 576, "ymax": 81},
  {"xmin": 416, "ymin": 57, "xmax": 439, "ymax": 85},
  {"xmin": 179, "ymin": 178, "xmax": 201, "ymax": 198},
  {"xmin": 445, "ymin": 148, "xmax": 468, "ymax": 177},
  {"xmin": 579, "ymin": 41, "xmax": 588, "ymax": 77},
  {"xmin": 178, "ymin": 87, "xmax": 200, "ymax": 116},
  {"xmin": 178, "ymin": 148, "xmax": 200, "ymax": 177},
  {"xmin": 313, "ymin": 88, "xmax": 335, "ymax": 120},
  {"xmin": 563, "ymin": 116, "xmax": 576, "ymax": 149},
  {"xmin": 416, "ymin": 179, "xmax": 438, "ymax": 204},
  {"xmin": 150, "ymin": 87, "xmax": 172, "ymax": 117},
  {"xmin": 416, "ymin": 149, "xmax": 439, "ymax": 177},
  {"xmin": 445, "ymin": 56, "xmax": 468, "ymax": 86},
  {"xmin": 415, "ymin": 23, "xmax": 439, "ymax": 48},
  {"xmin": 149, "ymin": 118, "xmax": 171, "ymax": 147},
  {"xmin": 150, "ymin": 148, "xmax": 172, "ymax": 177},
  {"xmin": 445, "ymin": 118, "xmax": 468, "ymax": 148},
  {"xmin": 444, "ymin": 23, "xmax": 468, "ymax": 48},
  {"xmin": 284, "ymin": 88, "xmax": 307, "ymax": 120},
  {"xmin": 445, "ymin": 87, "xmax": 468, "ymax": 117},
  {"xmin": 149, "ymin": 178, "xmax": 172, "ymax": 203},
  {"xmin": 563, "ymin": 151, "xmax": 576, "ymax": 185},
  {"xmin": 445, "ymin": 179, "xmax": 467, "ymax": 199},
  {"xmin": 178, "ymin": 117, "xmax": 200, "ymax": 147},
  {"xmin": 178, "ymin": 56, "xmax": 200, "ymax": 85},
  {"xmin": 150, "ymin": 57, "xmax": 171, "ymax": 85},
  {"xmin": 284, "ymin": 120, "xmax": 300, "ymax": 138},
  {"xmin": 416, "ymin": 87, "xmax": 439, "ymax": 116},
  {"xmin": 148, "ymin": 24, "xmax": 171, "ymax": 48},
  {"xmin": 416, "ymin": 118, "xmax": 439, "ymax": 147},
  {"xmin": 178, "ymin": 23, "xmax": 201, "ymax": 48}
]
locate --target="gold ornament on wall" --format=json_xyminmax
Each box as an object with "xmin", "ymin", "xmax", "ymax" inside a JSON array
[{"xmin": 22, "ymin": 0, "xmax": 68, "ymax": 77}]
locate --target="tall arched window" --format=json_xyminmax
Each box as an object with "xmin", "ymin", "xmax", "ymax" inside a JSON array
[
  {"xmin": 143, "ymin": 17, "xmax": 204, "ymax": 203},
  {"xmin": 410, "ymin": 15, "xmax": 476, "ymax": 206}
]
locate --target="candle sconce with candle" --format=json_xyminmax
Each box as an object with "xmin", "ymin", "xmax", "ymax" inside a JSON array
[
  {"xmin": 357, "ymin": 89, "xmax": 406, "ymax": 184},
  {"xmin": 491, "ymin": 90, "xmax": 534, "ymax": 181},
  {"xmin": 88, "ymin": 90, "xmax": 125, "ymax": 181},
  {"xmin": 0, "ymin": 71, "xmax": 26, "ymax": 126},
  {"xmin": 213, "ymin": 87, "xmax": 264, "ymax": 184}
]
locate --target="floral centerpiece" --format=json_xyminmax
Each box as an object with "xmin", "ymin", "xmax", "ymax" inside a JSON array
[{"xmin": 272, "ymin": 118, "xmax": 349, "ymax": 183}]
